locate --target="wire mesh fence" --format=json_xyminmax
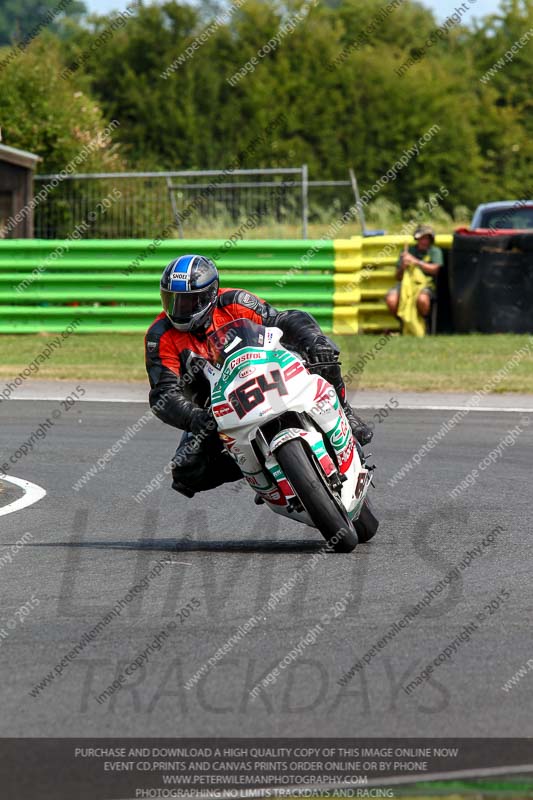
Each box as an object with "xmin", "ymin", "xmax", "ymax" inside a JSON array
[
  {"xmin": 32, "ymin": 168, "xmax": 356, "ymax": 240},
  {"xmin": 34, "ymin": 168, "xmax": 305, "ymax": 239}
]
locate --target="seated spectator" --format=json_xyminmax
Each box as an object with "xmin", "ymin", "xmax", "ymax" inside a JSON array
[{"xmin": 386, "ymin": 224, "xmax": 443, "ymax": 321}]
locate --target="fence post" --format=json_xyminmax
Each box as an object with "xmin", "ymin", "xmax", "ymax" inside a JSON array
[
  {"xmin": 166, "ymin": 176, "xmax": 184, "ymax": 238},
  {"xmin": 302, "ymin": 164, "xmax": 308, "ymax": 240}
]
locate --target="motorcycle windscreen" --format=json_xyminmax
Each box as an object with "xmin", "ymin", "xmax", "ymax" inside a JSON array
[{"xmin": 207, "ymin": 317, "xmax": 266, "ymax": 368}]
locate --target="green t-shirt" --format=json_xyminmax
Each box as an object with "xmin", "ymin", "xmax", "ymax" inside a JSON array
[{"xmin": 397, "ymin": 244, "xmax": 443, "ymax": 290}]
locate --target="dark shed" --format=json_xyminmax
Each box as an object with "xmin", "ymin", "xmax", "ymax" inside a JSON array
[{"xmin": 0, "ymin": 143, "xmax": 40, "ymax": 238}]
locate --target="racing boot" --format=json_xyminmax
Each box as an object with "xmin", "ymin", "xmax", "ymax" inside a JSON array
[
  {"xmin": 171, "ymin": 472, "xmax": 196, "ymax": 499},
  {"xmin": 342, "ymin": 401, "xmax": 373, "ymax": 447}
]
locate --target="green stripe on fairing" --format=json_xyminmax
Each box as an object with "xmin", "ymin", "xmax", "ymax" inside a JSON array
[
  {"xmin": 311, "ymin": 440, "xmax": 327, "ymax": 458},
  {"xmin": 269, "ymin": 464, "xmax": 284, "ymax": 482}
]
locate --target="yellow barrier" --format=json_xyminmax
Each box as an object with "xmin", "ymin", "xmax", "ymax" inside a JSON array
[{"xmin": 332, "ymin": 239, "xmax": 362, "ymax": 334}]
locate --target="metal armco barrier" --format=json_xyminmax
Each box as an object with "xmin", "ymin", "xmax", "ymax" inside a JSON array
[{"xmin": 0, "ymin": 236, "xmax": 452, "ymax": 334}]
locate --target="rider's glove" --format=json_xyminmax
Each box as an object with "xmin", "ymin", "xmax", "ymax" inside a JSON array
[
  {"xmin": 190, "ymin": 408, "xmax": 216, "ymax": 436},
  {"xmin": 307, "ymin": 335, "xmax": 339, "ymax": 367}
]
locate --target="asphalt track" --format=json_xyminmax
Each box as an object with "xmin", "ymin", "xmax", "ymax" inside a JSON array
[{"xmin": 1, "ymin": 389, "xmax": 532, "ymax": 743}]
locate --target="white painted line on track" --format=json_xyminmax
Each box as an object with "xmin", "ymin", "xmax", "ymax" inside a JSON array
[
  {"xmin": 0, "ymin": 475, "xmax": 46, "ymax": 517},
  {"xmin": 357, "ymin": 762, "xmax": 533, "ymax": 788},
  {"xmin": 10, "ymin": 397, "xmax": 533, "ymax": 413},
  {"xmin": 358, "ymin": 404, "xmax": 533, "ymax": 413},
  {"xmin": 8, "ymin": 395, "xmax": 139, "ymax": 404}
]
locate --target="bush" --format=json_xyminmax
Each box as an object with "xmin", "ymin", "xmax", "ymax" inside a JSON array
[{"xmin": 0, "ymin": 35, "xmax": 123, "ymax": 174}]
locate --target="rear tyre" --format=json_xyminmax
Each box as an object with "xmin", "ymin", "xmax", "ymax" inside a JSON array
[
  {"xmin": 355, "ymin": 496, "xmax": 380, "ymax": 543},
  {"xmin": 276, "ymin": 438, "xmax": 358, "ymax": 553}
]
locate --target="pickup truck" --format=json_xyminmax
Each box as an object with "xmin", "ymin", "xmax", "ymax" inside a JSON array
[{"xmin": 470, "ymin": 200, "xmax": 533, "ymax": 230}]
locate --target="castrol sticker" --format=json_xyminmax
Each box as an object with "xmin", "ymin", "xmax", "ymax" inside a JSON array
[
  {"xmin": 331, "ymin": 416, "xmax": 349, "ymax": 447},
  {"xmin": 227, "ymin": 352, "xmax": 262, "ymax": 373}
]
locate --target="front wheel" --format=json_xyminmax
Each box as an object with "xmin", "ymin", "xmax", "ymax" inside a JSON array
[{"xmin": 275, "ymin": 438, "xmax": 358, "ymax": 553}]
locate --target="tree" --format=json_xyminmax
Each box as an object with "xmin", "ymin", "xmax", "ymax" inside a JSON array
[
  {"xmin": 0, "ymin": 0, "xmax": 86, "ymax": 46},
  {"xmin": 17, "ymin": 0, "xmax": 532, "ymax": 211},
  {"xmin": 0, "ymin": 35, "xmax": 122, "ymax": 173},
  {"xmin": 469, "ymin": 0, "xmax": 533, "ymax": 195}
]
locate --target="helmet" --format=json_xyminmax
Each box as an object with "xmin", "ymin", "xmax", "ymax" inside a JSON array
[{"xmin": 160, "ymin": 255, "xmax": 219, "ymax": 332}]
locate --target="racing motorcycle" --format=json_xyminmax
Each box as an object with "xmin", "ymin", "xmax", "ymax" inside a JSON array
[{"xmin": 202, "ymin": 318, "xmax": 379, "ymax": 553}]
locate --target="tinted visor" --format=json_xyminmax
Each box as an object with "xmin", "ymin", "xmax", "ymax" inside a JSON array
[{"xmin": 161, "ymin": 284, "xmax": 217, "ymax": 324}]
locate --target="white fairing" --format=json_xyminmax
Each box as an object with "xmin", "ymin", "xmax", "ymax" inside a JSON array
[{"xmin": 204, "ymin": 326, "xmax": 371, "ymax": 528}]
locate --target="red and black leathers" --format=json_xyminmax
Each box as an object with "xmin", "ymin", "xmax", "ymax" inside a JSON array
[
  {"xmin": 145, "ymin": 288, "xmax": 372, "ymax": 496},
  {"xmin": 145, "ymin": 288, "xmax": 338, "ymax": 432}
]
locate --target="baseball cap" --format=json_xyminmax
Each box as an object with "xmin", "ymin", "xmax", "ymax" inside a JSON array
[{"xmin": 414, "ymin": 224, "xmax": 436, "ymax": 241}]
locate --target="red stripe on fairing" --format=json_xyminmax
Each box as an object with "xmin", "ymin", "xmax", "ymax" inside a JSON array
[
  {"xmin": 339, "ymin": 442, "xmax": 355, "ymax": 474},
  {"xmin": 278, "ymin": 478, "xmax": 295, "ymax": 498},
  {"xmin": 313, "ymin": 377, "xmax": 329, "ymax": 400},
  {"xmin": 318, "ymin": 453, "xmax": 336, "ymax": 476}
]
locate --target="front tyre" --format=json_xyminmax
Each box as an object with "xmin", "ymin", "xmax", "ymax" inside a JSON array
[{"xmin": 276, "ymin": 438, "xmax": 358, "ymax": 553}]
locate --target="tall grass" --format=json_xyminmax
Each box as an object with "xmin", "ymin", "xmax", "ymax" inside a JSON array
[{"xmin": 34, "ymin": 178, "xmax": 470, "ymax": 241}]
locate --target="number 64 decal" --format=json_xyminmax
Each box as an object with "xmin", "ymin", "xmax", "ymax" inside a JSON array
[{"xmin": 229, "ymin": 369, "xmax": 288, "ymax": 419}]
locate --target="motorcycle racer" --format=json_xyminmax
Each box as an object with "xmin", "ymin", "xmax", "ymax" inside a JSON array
[{"xmin": 144, "ymin": 254, "xmax": 373, "ymax": 498}]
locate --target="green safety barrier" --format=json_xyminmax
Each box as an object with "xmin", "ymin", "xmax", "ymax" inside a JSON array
[
  {"xmin": 0, "ymin": 239, "xmax": 335, "ymax": 333},
  {"xmin": 0, "ymin": 236, "xmax": 453, "ymax": 334}
]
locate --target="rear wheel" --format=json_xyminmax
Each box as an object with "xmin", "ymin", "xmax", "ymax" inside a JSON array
[
  {"xmin": 275, "ymin": 438, "xmax": 358, "ymax": 553},
  {"xmin": 354, "ymin": 496, "xmax": 379, "ymax": 543}
]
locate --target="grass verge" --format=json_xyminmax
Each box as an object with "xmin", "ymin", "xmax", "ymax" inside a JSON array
[
  {"xmin": 288, "ymin": 776, "xmax": 533, "ymax": 799},
  {"xmin": 337, "ymin": 333, "xmax": 533, "ymax": 393},
  {"xmin": 0, "ymin": 333, "xmax": 532, "ymax": 393}
]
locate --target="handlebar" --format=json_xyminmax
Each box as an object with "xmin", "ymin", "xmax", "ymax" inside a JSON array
[{"xmin": 304, "ymin": 359, "xmax": 342, "ymax": 369}]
